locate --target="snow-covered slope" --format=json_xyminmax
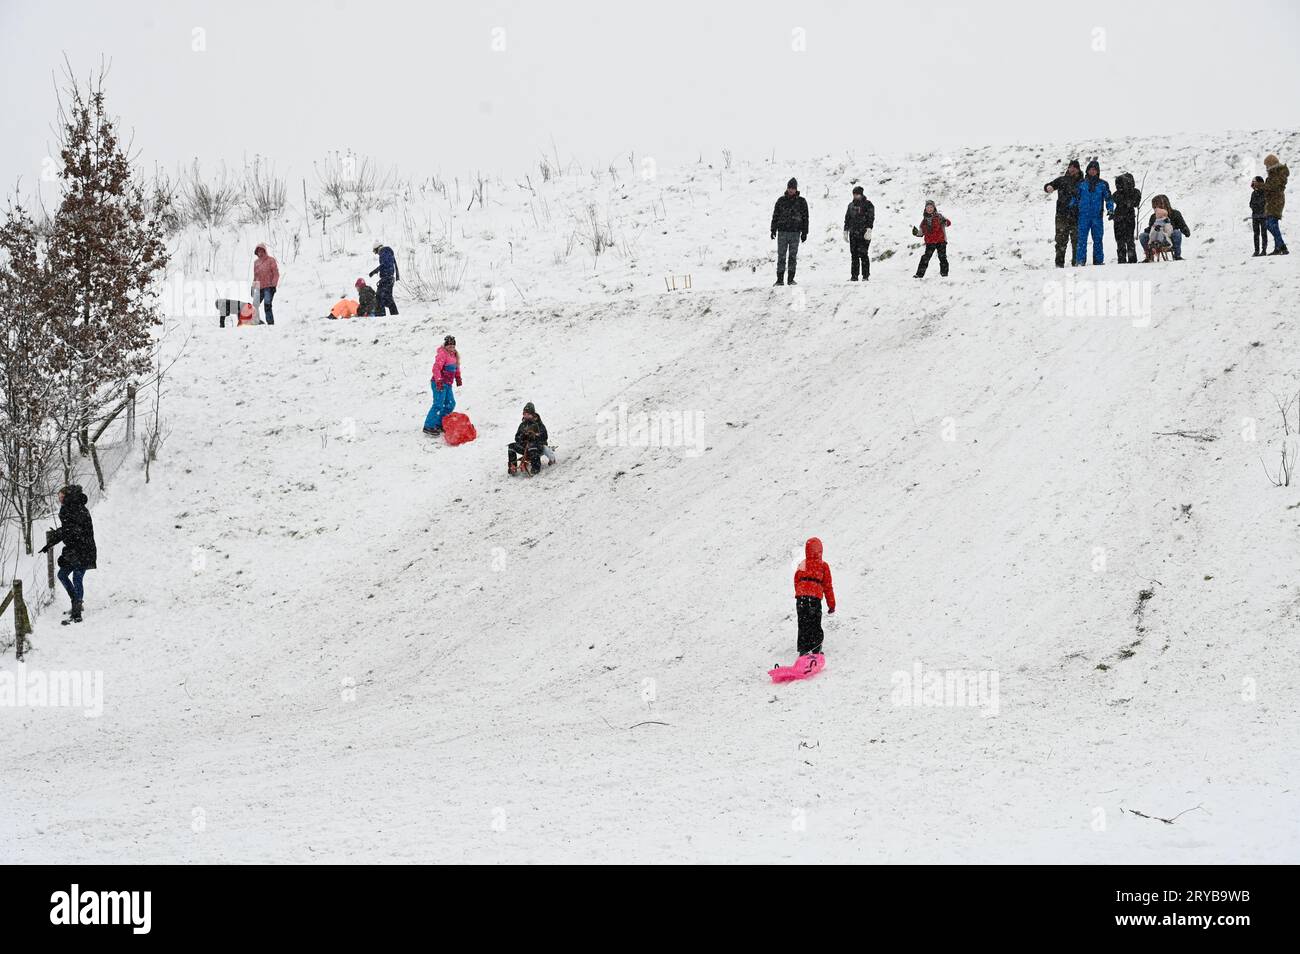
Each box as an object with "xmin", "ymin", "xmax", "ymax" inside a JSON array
[{"xmin": 3, "ymin": 131, "xmax": 1299, "ymax": 863}]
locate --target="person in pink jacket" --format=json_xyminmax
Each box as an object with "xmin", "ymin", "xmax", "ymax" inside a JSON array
[
  {"xmin": 423, "ymin": 335, "xmax": 462, "ymax": 435},
  {"xmin": 252, "ymin": 243, "xmax": 280, "ymax": 325}
]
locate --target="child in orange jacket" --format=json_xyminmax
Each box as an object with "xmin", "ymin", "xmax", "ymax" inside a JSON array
[{"xmin": 794, "ymin": 537, "xmax": 835, "ymax": 655}]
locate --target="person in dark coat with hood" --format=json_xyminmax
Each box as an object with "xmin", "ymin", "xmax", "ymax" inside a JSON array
[
  {"xmin": 1262, "ymin": 153, "xmax": 1289, "ymax": 255},
  {"xmin": 1073, "ymin": 159, "xmax": 1114, "ymax": 265},
  {"xmin": 38, "ymin": 484, "xmax": 97, "ymax": 623},
  {"xmin": 770, "ymin": 178, "xmax": 809, "ymax": 286},
  {"xmin": 355, "ymin": 278, "xmax": 378, "ymax": 316},
  {"xmin": 843, "ymin": 186, "xmax": 875, "ymax": 281},
  {"xmin": 1110, "ymin": 172, "xmax": 1142, "ymax": 264},
  {"xmin": 1044, "ymin": 159, "xmax": 1083, "ymax": 267}
]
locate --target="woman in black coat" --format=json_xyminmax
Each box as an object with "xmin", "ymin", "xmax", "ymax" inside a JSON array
[{"xmin": 39, "ymin": 484, "xmax": 97, "ymax": 622}]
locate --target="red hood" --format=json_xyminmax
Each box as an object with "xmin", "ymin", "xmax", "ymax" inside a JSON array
[{"xmin": 805, "ymin": 537, "xmax": 822, "ymax": 562}]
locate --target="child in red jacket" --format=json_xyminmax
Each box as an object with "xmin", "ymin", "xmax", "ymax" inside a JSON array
[
  {"xmin": 912, "ymin": 200, "xmax": 951, "ymax": 278},
  {"xmin": 794, "ymin": 537, "xmax": 836, "ymax": 655}
]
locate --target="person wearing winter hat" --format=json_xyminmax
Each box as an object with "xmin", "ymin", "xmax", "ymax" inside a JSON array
[
  {"xmin": 770, "ymin": 177, "xmax": 809, "ymax": 286},
  {"xmin": 1044, "ymin": 159, "xmax": 1083, "ymax": 268},
  {"xmin": 843, "ymin": 186, "xmax": 875, "ymax": 281},
  {"xmin": 508, "ymin": 402, "xmax": 549, "ymax": 475},
  {"xmin": 252, "ymin": 243, "xmax": 280, "ymax": 324},
  {"xmin": 912, "ymin": 200, "xmax": 951, "ymax": 278},
  {"xmin": 1073, "ymin": 159, "xmax": 1114, "ymax": 266},
  {"xmin": 38, "ymin": 484, "xmax": 97, "ymax": 624},
  {"xmin": 1262, "ymin": 154, "xmax": 1289, "ymax": 255},
  {"xmin": 423, "ymin": 335, "xmax": 462, "ymax": 436},
  {"xmin": 354, "ymin": 277, "xmax": 378, "ymax": 316},
  {"xmin": 369, "ymin": 241, "xmax": 401, "ymax": 315}
]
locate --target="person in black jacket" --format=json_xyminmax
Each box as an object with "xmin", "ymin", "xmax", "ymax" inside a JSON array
[
  {"xmin": 1044, "ymin": 160, "xmax": 1083, "ymax": 267},
  {"xmin": 1110, "ymin": 172, "xmax": 1143, "ymax": 264},
  {"xmin": 508, "ymin": 402, "xmax": 548, "ymax": 475},
  {"xmin": 39, "ymin": 484, "xmax": 97, "ymax": 623},
  {"xmin": 1250, "ymin": 176, "xmax": 1269, "ymax": 256},
  {"xmin": 843, "ymin": 186, "xmax": 875, "ymax": 281},
  {"xmin": 770, "ymin": 178, "xmax": 809, "ymax": 286}
]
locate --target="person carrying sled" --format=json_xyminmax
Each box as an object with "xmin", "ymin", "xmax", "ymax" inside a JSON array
[
  {"xmin": 369, "ymin": 241, "xmax": 400, "ymax": 315},
  {"xmin": 423, "ymin": 335, "xmax": 462, "ymax": 436},
  {"xmin": 1262, "ymin": 153, "xmax": 1289, "ymax": 255},
  {"xmin": 38, "ymin": 484, "xmax": 97, "ymax": 624},
  {"xmin": 1073, "ymin": 160, "xmax": 1114, "ymax": 265},
  {"xmin": 793, "ymin": 537, "xmax": 835, "ymax": 656},
  {"xmin": 355, "ymin": 278, "xmax": 378, "ymax": 316},
  {"xmin": 912, "ymin": 200, "xmax": 951, "ymax": 278},
  {"xmin": 1110, "ymin": 172, "xmax": 1142, "ymax": 264},
  {"xmin": 843, "ymin": 186, "xmax": 875, "ymax": 281},
  {"xmin": 1043, "ymin": 159, "xmax": 1083, "ymax": 268},
  {"xmin": 1139, "ymin": 195, "xmax": 1192, "ymax": 261},
  {"xmin": 508, "ymin": 402, "xmax": 548, "ymax": 475},
  {"xmin": 252, "ymin": 243, "xmax": 280, "ymax": 324},
  {"xmin": 770, "ymin": 177, "xmax": 809, "ymax": 286}
]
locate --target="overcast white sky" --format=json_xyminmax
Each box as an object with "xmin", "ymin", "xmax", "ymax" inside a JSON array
[{"xmin": 2, "ymin": 0, "xmax": 1297, "ymax": 199}]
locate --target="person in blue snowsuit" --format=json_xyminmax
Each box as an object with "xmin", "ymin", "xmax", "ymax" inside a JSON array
[
  {"xmin": 369, "ymin": 241, "xmax": 400, "ymax": 316},
  {"xmin": 1073, "ymin": 160, "xmax": 1115, "ymax": 265}
]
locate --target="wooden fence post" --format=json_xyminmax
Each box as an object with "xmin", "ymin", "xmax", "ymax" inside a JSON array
[
  {"xmin": 46, "ymin": 529, "xmax": 56, "ymax": 590},
  {"xmin": 125, "ymin": 383, "xmax": 137, "ymax": 443},
  {"xmin": 12, "ymin": 580, "xmax": 32, "ymax": 662}
]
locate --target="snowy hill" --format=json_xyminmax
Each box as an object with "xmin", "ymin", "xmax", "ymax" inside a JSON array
[{"xmin": 2, "ymin": 131, "xmax": 1299, "ymax": 863}]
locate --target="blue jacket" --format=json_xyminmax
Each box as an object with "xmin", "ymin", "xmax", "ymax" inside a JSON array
[
  {"xmin": 369, "ymin": 246, "xmax": 400, "ymax": 281},
  {"xmin": 1073, "ymin": 177, "xmax": 1114, "ymax": 220}
]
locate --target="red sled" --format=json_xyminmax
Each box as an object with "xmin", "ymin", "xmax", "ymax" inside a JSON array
[
  {"xmin": 769, "ymin": 653, "xmax": 825, "ymax": 683},
  {"xmin": 440, "ymin": 412, "xmax": 477, "ymax": 446}
]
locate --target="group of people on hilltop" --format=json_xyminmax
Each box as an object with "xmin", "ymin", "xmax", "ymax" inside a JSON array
[
  {"xmin": 770, "ymin": 178, "xmax": 952, "ymax": 282},
  {"xmin": 767, "ymin": 150, "xmax": 1288, "ymax": 281},
  {"xmin": 1042, "ymin": 152, "xmax": 1289, "ymax": 265},
  {"xmin": 1044, "ymin": 158, "xmax": 1193, "ymax": 265}
]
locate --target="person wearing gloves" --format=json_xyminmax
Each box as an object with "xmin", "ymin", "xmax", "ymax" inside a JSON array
[
  {"xmin": 369, "ymin": 241, "xmax": 400, "ymax": 315},
  {"xmin": 843, "ymin": 186, "xmax": 876, "ymax": 281},
  {"xmin": 912, "ymin": 200, "xmax": 951, "ymax": 278},
  {"xmin": 793, "ymin": 537, "xmax": 836, "ymax": 656},
  {"xmin": 252, "ymin": 243, "xmax": 280, "ymax": 324},
  {"xmin": 38, "ymin": 484, "xmax": 97, "ymax": 624},
  {"xmin": 770, "ymin": 177, "xmax": 809, "ymax": 286},
  {"xmin": 1073, "ymin": 159, "xmax": 1114, "ymax": 266},
  {"xmin": 422, "ymin": 335, "xmax": 462, "ymax": 436}
]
